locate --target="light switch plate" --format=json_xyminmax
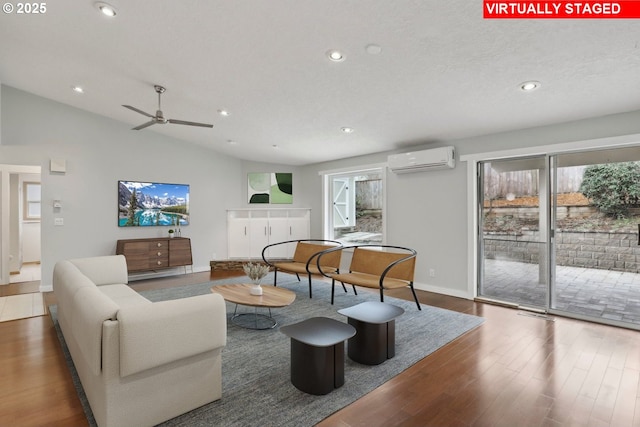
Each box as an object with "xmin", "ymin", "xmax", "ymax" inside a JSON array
[{"xmin": 54, "ymin": 218, "xmax": 64, "ymax": 226}]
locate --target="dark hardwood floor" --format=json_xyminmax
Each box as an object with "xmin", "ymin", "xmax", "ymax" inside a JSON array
[{"xmin": 1, "ymin": 271, "xmax": 639, "ymax": 427}]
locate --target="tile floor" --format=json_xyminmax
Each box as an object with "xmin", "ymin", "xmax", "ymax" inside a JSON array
[
  {"xmin": 9, "ymin": 263, "xmax": 41, "ymax": 283},
  {"xmin": 1, "ymin": 263, "xmax": 44, "ymax": 321},
  {"xmin": 0, "ymin": 292, "xmax": 46, "ymax": 322}
]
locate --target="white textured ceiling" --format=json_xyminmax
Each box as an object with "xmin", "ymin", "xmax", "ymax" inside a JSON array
[{"xmin": 1, "ymin": 1, "xmax": 639, "ymax": 165}]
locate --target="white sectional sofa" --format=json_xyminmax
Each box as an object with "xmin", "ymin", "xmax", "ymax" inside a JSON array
[{"xmin": 53, "ymin": 255, "xmax": 227, "ymax": 427}]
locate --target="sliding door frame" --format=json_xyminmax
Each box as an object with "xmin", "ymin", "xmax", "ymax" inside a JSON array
[{"xmin": 476, "ymin": 155, "xmax": 551, "ymax": 310}]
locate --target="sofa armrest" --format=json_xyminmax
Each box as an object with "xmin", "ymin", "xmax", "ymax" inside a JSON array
[{"xmin": 117, "ymin": 293, "xmax": 227, "ymax": 377}]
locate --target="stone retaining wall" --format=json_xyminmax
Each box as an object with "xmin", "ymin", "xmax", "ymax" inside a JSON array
[{"xmin": 484, "ymin": 230, "xmax": 640, "ymax": 273}]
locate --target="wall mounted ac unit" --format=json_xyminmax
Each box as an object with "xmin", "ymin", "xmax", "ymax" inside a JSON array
[{"xmin": 388, "ymin": 146, "xmax": 455, "ymax": 174}]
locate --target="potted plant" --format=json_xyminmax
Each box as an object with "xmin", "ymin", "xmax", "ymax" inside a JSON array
[
  {"xmin": 243, "ymin": 262, "xmax": 270, "ymax": 295},
  {"xmin": 168, "ymin": 229, "xmax": 175, "ymax": 238}
]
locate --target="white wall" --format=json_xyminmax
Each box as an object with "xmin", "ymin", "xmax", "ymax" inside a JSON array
[
  {"xmin": 1, "ymin": 85, "xmax": 252, "ymax": 290},
  {"xmin": 300, "ymin": 109, "xmax": 640, "ymax": 298}
]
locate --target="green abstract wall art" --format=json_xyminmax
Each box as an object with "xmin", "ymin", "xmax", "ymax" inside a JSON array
[
  {"xmin": 247, "ymin": 173, "xmax": 270, "ymax": 204},
  {"xmin": 248, "ymin": 172, "xmax": 293, "ymax": 204}
]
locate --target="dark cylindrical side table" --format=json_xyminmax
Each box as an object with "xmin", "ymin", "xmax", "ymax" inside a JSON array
[
  {"xmin": 338, "ymin": 301, "xmax": 405, "ymax": 365},
  {"xmin": 280, "ymin": 317, "xmax": 356, "ymax": 395}
]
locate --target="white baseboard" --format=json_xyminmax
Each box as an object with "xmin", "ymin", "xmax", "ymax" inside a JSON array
[
  {"xmin": 192, "ymin": 265, "xmax": 210, "ymax": 273},
  {"xmin": 413, "ymin": 281, "xmax": 473, "ymax": 300},
  {"xmin": 127, "ymin": 264, "xmax": 209, "ymax": 281}
]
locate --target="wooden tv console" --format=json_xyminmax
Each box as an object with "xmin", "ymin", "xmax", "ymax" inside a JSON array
[{"xmin": 116, "ymin": 237, "xmax": 192, "ymax": 273}]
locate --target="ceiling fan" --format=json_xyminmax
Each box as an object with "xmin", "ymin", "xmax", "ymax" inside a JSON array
[{"xmin": 123, "ymin": 85, "xmax": 213, "ymax": 130}]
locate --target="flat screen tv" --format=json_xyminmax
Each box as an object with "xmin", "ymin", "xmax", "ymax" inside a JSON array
[{"xmin": 118, "ymin": 181, "xmax": 190, "ymax": 227}]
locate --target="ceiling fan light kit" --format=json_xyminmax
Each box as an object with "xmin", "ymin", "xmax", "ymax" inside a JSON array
[{"xmin": 123, "ymin": 85, "xmax": 214, "ymax": 130}]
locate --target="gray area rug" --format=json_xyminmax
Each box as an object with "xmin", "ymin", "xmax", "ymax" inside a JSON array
[{"xmin": 50, "ymin": 274, "xmax": 484, "ymax": 426}]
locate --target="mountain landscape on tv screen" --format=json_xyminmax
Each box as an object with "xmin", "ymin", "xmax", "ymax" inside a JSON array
[{"xmin": 118, "ymin": 181, "xmax": 190, "ymax": 227}]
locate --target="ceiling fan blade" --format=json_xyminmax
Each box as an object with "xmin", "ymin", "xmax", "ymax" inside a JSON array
[
  {"xmin": 168, "ymin": 119, "xmax": 213, "ymax": 128},
  {"xmin": 123, "ymin": 105, "xmax": 155, "ymax": 118},
  {"xmin": 132, "ymin": 120, "xmax": 157, "ymax": 130}
]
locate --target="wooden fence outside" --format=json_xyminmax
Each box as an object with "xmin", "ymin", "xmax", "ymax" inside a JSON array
[
  {"xmin": 356, "ymin": 179, "xmax": 383, "ymax": 210},
  {"xmin": 357, "ymin": 166, "xmax": 587, "ymax": 207},
  {"xmin": 484, "ymin": 165, "xmax": 586, "ymax": 199}
]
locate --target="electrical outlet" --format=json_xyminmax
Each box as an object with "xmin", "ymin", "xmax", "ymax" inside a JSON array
[
  {"xmin": 54, "ymin": 217, "xmax": 64, "ymax": 226},
  {"xmin": 429, "ymin": 268, "xmax": 435, "ymax": 277}
]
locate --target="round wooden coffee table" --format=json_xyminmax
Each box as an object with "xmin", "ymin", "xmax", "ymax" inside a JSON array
[{"xmin": 210, "ymin": 284, "xmax": 296, "ymax": 329}]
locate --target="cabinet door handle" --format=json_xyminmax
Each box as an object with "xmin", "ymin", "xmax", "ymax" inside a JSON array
[
  {"xmin": 269, "ymin": 226, "xmax": 272, "ymax": 236},
  {"xmin": 157, "ymin": 261, "xmax": 162, "ymax": 265},
  {"xmin": 289, "ymin": 226, "xmax": 292, "ymax": 235},
  {"xmin": 157, "ymin": 252, "xmax": 162, "ymax": 256},
  {"xmin": 157, "ymin": 242, "xmax": 162, "ymax": 247},
  {"xmin": 244, "ymin": 226, "xmax": 247, "ymax": 235},
  {"xmin": 265, "ymin": 226, "xmax": 267, "ymax": 236}
]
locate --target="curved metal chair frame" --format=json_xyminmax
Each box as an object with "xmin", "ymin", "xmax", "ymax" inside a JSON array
[
  {"xmin": 317, "ymin": 244, "xmax": 421, "ymax": 310},
  {"xmin": 261, "ymin": 239, "xmax": 345, "ymax": 298}
]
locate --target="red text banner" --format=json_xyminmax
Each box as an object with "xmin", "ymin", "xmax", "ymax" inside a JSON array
[{"xmin": 484, "ymin": 1, "xmax": 640, "ymax": 18}]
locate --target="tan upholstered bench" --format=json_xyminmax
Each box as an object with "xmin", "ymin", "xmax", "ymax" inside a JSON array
[
  {"xmin": 317, "ymin": 245, "xmax": 421, "ymax": 310},
  {"xmin": 262, "ymin": 239, "xmax": 343, "ymax": 298}
]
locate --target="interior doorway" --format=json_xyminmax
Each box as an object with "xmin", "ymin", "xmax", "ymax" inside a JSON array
[{"xmin": 0, "ymin": 164, "xmax": 42, "ymax": 286}]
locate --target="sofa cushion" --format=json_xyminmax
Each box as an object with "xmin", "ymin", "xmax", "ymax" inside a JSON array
[
  {"xmin": 69, "ymin": 255, "xmax": 129, "ymax": 286},
  {"xmin": 70, "ymin": 286, "xmax": 120, "ymax": 376},
  {"xmin": 98, "ymin": 284, "xmax": 151, "ymax": 308}
]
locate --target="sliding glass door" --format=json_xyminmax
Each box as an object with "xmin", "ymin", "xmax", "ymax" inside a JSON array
[
  {"xmin": 478, "ymin": 156, "xmax": 548, "ymax": 309},
  {"xmin": 550, "ymin": 147, "xmax": 640, "ymax": 327},
  {"xmin": 478, "ymin": 146, "xmax": 640, "ymax": 329}
]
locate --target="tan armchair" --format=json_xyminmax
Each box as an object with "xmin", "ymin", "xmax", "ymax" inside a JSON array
[
  {"xmin": 262, "ymin": 239, "xmax": 343, "ymax": 298},
  {"xmin": 317, "ymin": 245, "xmax": 421, "ymax": 309}
]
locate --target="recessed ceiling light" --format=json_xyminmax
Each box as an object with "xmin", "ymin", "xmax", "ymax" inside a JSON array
[
  {"xmin": 341, "ymin": 127, "xmax": 354, "ymax": 134},
  {"xmin": 520, "ymin": 81, "xmax": 541, "ymax": 92},
  {"xmin": 272, "ymin": 145, "xmax": 280, "ymax": 149},
  {"xmin": 327, "ymin": 50, "xmax": 345, "ymax": 62},
  {"xmin": 94, "ymin": 2, "xmax": 117, "ymax": 17},
  {"xmin": 218, "ymin": 109, "xmax": 230, "ymax": 117},
  {"xmin": 71, "ymin": 86, "xmax": 84, "ymax": 93},
  {"xmin": 227, "ymin": 140, "xmax": 237, "ymax": 145}
]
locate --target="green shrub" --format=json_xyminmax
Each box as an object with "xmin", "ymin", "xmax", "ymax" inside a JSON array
[{"xmin": 579, "ymin": 162, "xmax": 640, "ymax": 218}]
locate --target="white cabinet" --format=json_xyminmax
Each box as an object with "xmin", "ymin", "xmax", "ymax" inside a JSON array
[
  {"xmin": 227, "ymin": 208, "xmax": 311, "ymax": 259},
  {"xmin": 227, "ymin": 216, "xmax": 252, "ymax": 258},
  {"xmin": 248, "ymin": 218, "xmax": 269, "ymax": 258},
  {"xmin": 266, "ymin": 217, "xmax": 289, "ymax": 258}
]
